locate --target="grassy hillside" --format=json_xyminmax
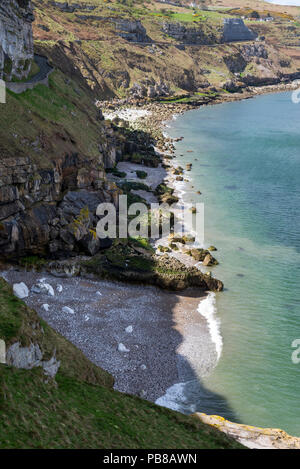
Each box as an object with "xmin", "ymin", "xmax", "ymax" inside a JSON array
[
  {"xmin": 30, "ymin": 0, "xmax": 300, "ymax": 99},
  {"xmin": 0, "ymin": 278, "xmax": 243, "ymax": 448},
  {"xmin": 0, "ymin": 68, "xmax": 109, "ymax": 165}
]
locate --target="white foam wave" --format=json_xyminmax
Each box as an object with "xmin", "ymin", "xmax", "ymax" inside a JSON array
[
  {"xmin": 155, "ymin": 382, "xmax": 196, "ymax": 414},
  {"xmin": 198, "ymin": 293, "xmax": 223, "ymax": 360}
]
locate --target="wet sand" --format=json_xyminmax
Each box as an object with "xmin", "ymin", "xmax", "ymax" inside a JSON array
[{"xmin": 2, "ymin": 270, "xmax": 217, "ymax": 403}]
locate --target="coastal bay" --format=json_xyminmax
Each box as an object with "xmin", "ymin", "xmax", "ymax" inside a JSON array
[{"xmin": 164, "ymin": 90, "xmax": 300, "ymax": 435}]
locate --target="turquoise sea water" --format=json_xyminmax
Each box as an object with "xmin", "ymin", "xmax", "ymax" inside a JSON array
[{"xmin": 167, "ymin": 92, "xmax": 300, "ymax": 435}]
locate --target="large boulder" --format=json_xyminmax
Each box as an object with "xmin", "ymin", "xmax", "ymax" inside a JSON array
[{"xmin": 13, "ymin": 282, "xmax": 29, "ymax": 299}]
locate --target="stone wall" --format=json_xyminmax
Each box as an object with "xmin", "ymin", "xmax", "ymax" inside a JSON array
[{"xmin": 0, "ymin": 0, "xmax": 34, "ymax": 81}]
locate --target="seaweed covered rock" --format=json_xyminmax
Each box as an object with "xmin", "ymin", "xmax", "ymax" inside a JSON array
[{"xmin": 81, "ymin": 241, "xmax": 223, "ymax": 292}]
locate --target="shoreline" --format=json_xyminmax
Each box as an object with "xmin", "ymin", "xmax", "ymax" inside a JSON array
[
  {"xmin": 100, "ymin": 79, "xmax": 298, "ymax": 418},
  {"xmin": 2, "ymin": 82, "xmax": 300, "ymax": 447},
  {"xmin": 103, "ymin": 80, "xmax": 299, "ymax": 143},
  {"xmin": 0, "ymin": 98, "xmax": 225, "ymax": 414}
]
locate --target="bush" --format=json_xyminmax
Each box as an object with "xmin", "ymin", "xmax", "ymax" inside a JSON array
[{"xmin": 136, "ymin": 170, "xmax": 148, "ymax": 179}]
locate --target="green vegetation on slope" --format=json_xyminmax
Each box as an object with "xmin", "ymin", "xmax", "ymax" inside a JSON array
[
  {"xmin": 0, "ymin": 67, "xmax": 108, "ymax": 166},
  {"xmin": 0, "ymin": 278, "xmax": 242, "ymax": 448},
  {"xmin": 0, "ymin": 366, "xmax": 243, "ymax": 449}
]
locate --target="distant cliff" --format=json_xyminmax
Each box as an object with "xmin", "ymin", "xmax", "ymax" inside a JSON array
[
  {"xmin": 0, "ymin": 0, "xmax": 34, "ymax": 81},
  {"xmin": 222, "ymin": 18, "xmax": 258, "ymax": 43}
]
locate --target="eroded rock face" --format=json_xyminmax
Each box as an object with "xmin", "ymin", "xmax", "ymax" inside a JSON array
[
  {"xmin": 113, "ymin": 19, "xmax": 151, "ymax": 43},
  {"xmin": 0, "ymin": 0, "xmax": 34, "ymax": 80},
  {"xmin": 162, "ymin": 22, "xmax": 216, "ymax": 45},
  {"xmin": 0, "ymin": 152, "xmax": 116, "ymax": 259},
  {"xmin": 6, "ymin": 341, "xmax": 60, "ymax": 378},
  {"xmin": 222, "ymin": 18, "xmax": 257, "ymax": 43},
  {"xmin": 130, "ymin": 79, "xmax": 170, "ymax": 99},
  {"xmin": 242, "ymin": 43, "xmax": 268, "ymax": 60}
]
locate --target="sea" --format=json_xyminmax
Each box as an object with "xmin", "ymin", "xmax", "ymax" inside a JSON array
[{"xmin": 162, "ymin": 91, "xmax": 300, "ymax": 436}]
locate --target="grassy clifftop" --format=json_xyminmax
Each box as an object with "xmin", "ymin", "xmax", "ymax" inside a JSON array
[
  {"xmin": 27, "ymin": 0, "xmax": 300, "ymax": 100},
  {"xmin": 0, "ymin": 278, "xmax": 243, "ymax": 448}
]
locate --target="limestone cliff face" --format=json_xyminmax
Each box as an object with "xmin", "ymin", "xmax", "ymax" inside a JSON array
[
  {"xmin": 222, "ymin": 18, "xmax": 257, "ymax": 43},
  {"xmin": 196, "ymin": 413, "xmax": 300, "ymax": 449},
  {"xmin": 162, "ymin": 21, "xmax": 218, "ymax": 45},
  {"xmin": 0, "ymin": 151, "xmax": 121, "ymax": 259},
  {"xmin": 0, "ymin": 0, "xmax": 34, "ymax": 81},
  {"xmin": 113, "ymin": 19, "xmax": 151, "ymax": 43}
]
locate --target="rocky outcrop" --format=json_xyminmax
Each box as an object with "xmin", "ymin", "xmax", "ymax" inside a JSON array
[
  {"xmin": 81, "ymin": 246, "xmax": 224, "ymax": 292},
  {"xmin": 0, "ymin": 151, "xmax": 120, "ymax": 259},
  {"xmin": 242, "ymin": 43, "xmax": 268, "ymax": 60},
  {"xmin": 6, "ymin": 341, "xmax": 60, "ymax": 378},
  {"xmin": 222, "ymin": 79, "xmax": 244, "ymax": 92},
  {"xmin": 113, "ymin": 19, "xmax": 151, "ymax": 43},
  {"xmin": 130, "ymin": 79, "xmax": 170, "ymax": 99},
  {"xmin": 224, "ymin": 44, "xmax": 269, "ymax": 74},
  {"xmin": 51, "ymin": 2, "xmax": 96, "ymax": 13},
  {"xmin": 0, "ymin": 0, "xmax": 34, "ymax": 81},
  {"xmin": 162, "ymin": 22, "xmax": 216, "ymax": 45},
  {"xmin": 222, "ymin": 18, "xmax": 257, "ymax": 43},
  {"xmin": 223, "ymin": 53, "xmax": 247, "ymax": 74},
  {"xmin": 196, "ymin": 413, "xmax": 300, "ymax": 449}
]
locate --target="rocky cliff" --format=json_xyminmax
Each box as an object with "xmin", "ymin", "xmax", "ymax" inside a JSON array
[
  {"xmin": 222, "ymin": 18, "xmax": 257, "ymax": 43},
  {"xmin": 162, "ymin": 21, "xmax": 218, "ymax": 45},
  {"xmin": 0, "ymin": 154, "xmax": 119, "ymax": 259},
  {"xmin": 113, "ymin": 19, "xmax": 151, "ymax": 43},
  {"xmin": 196, "ymin": 413, "xmax": 300, "ymax": 449},
  {"xmin": 0, "ymin": 0, "xmax": 34, "ymax": 81}
]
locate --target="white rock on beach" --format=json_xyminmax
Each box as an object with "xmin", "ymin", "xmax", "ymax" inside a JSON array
[
  {"xmin": 31, "ymin": 280, "xmax": 55, "ymax": 297},
  {"xmin": 42, "ymin": 304, "xmax": 49, "ymax": 311},
  {"xmin": 56, "ymin": 284, "xmax": 63, "ymax": 293},
  {"xmin": 96, "ymin": 291, "xmax": 102, "ymax": 297},
  {"xmin": 13, "ymin": 282, "xmax": 29, "ymax": 299},
  {"xmin": 125, "ymin": 325, "xmax": 133, "ymax": 333},
  {"xmin": 103, "ymin": 108, "xmax": 151, "ymax": 123},
  {"xmin": 140, "ymin": 364, "xmax": 147, "ymax": 370},
  {"xmin": 118, "ymin": 343, "xmax": 130, "ymax": 353},
  {"xmin": 62, "ymin": 306, "xmax": 75, "ymax": 315}
]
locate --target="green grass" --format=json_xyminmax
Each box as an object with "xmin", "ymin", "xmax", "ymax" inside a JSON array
[
  {"xmin": 12, "ymin": 73, "xmax": 75, "ymax": 121},
  {"xmin": 1, "ymin": 69, "xmax": 105, "ymax": 165},
  {"xmin": 19, "ymin": 256, "xmax": 47, "ymax": 270},
  {"xmin": 0, "ymin": 365, "xmax": 242, "ymax": 449},
  {"xmin": 0, "ymin": 283, "xmax": 23, "ymax": 343},
  {"xmin": 119, "ymin": 181, "xmax": 150, "ymax": 192},
  {"xmin": 106, "ymin": 167, "xmax": 127, "ymax": 178},
  {"xmin": 129, "ymin": 236, "xmax": 154, "ymax": 252}
]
